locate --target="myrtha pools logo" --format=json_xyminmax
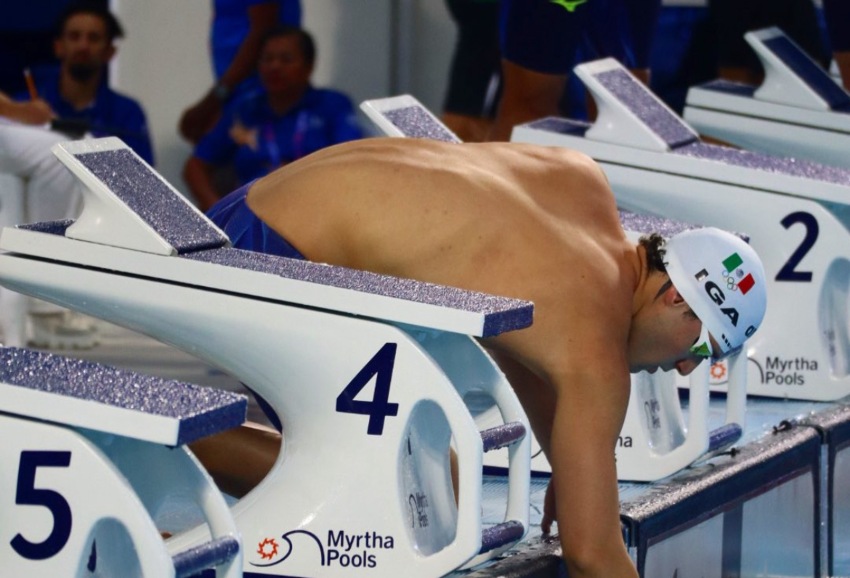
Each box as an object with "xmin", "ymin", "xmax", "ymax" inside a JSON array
[{"xmin": 250, "ymin": 529, "xmax": 395, "ymax": 571}]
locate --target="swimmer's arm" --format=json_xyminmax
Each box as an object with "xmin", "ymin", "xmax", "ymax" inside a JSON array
[
  {"xmin": 487, "ymin": 350, "xmax": 556, "ymax": 457},
  {"xmin": 548, "ymin": 366, "xmax": 638, "ymax": 578},
  {"xmin": 489, "ymin": 346, "xmax": 636, "ymax": 577}
]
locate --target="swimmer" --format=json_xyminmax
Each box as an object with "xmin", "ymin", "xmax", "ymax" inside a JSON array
[{"xmin": 195, "ymin": 137, "xmax": 767, "ymax": 578}]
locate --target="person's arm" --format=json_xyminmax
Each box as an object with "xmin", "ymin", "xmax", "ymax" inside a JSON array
[
  {"xmin": 490, "ymin": 330, "xmax": 637, "ymax": 577},
  {"xmin": 184, "ymin": 155, "xmax": 225, "ymax": 212},
  {"xmin": 0, "ymin": 92, "xmax": 55, "ymax": 125},
  {"xmin": 326, "ymin": 95, "xmax": 365, "ymax": 144},
  {"xmin": 547, "ymin": 364, "xmax": 636, "ymax": 578},
  {"xmin": 179, "ymin": 2, "xmax": 282, "ymax": 143},
  {"xmin": 116, "ymin": 100, "xmax": 156, "ymax": 165},
  {"xmin": 623, "ymin": 0, "xmax": 661, "ymax": 84},
  {"xmin": 489, "ymin": 60, "xmax": 566, "ymax": 141},
  {"xmin": 184, "ymin": 111, "xmax": 240, "ymax": 211},
  {"xmin": 219, "ymin": 2, "xmax": 281, "ymax": 95},
  {"xmin": 835, "ymin": 52, "xmax": 850, "ymax": 92}
]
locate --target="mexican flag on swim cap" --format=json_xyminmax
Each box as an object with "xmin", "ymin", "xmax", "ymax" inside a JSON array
[{"xmin": 664, "ymin": 227, "xmax": 767, "ymax": 354}]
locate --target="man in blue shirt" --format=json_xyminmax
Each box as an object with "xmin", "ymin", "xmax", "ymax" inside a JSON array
[
  {"xmin": 1, "ymin": 1, "xmax": 153, "ymax": 350},
  {"xmin": 15, "ymin": 1, "xmax": 154, "ymax": 165},
  {"xmin": 184, "ymin": 25, "xmax": 362, "ymax": 210}
]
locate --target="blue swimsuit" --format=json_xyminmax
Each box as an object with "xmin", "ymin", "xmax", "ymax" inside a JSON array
[{"xmin": 206, "ymin": 180, "xmax": 306, "ymax": 260}]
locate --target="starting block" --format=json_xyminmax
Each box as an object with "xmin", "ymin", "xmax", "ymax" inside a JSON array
[
  {"xmin": 359, "ymin": 95, "xmax": 746, "ymax": 482},
  {"xmin": 684, "ymin": 27, "xmax": 850, "ymax": 169},
  {"xmin": 360, "ymin": 95, "xmax": 462, "ymax": 143},
  {"xmin": 0, "ymin": 137, "xmax": 532, "ymax": 576},
  {"xmin": 512, "ymin": 57, "xmax": 850, "ymax": 402},
  {"xmin": 621, "ymin": 410, "xmax": 823, "ymax": 577},
  {"xmin": 0, "ymin": 346, "xmax": 246, "ymax": 577}
]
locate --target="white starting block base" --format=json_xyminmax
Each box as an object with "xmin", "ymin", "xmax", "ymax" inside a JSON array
[
  {"xmin": 360, "ymin": 94, "xmax": 747, "ymax": 483},
  {"xmin": 684, "ymin": 27, "xmax": 850, "ymax": 169},
  {"xmin": 23, "ymin": 281, "xmax": 848, "ymax": 578},
  {"xmin": 0, "ymin": 138, "xmax": 533, "ymax": 577},
  {"xmin": 0, "ymin": 347, "xmax": 246, "ymax": 578},
  {"xmin": 511, "ymin": 57, "xmax": 850, "ymax": 403}
]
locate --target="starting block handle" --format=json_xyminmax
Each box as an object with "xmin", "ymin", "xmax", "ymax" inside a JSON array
[
  {"xmin": 708, "ymin": 423, "xmax": 743, "ymax": 454},
  {"xmin": 51, "ymin": 138, "xmax": 229, "ymax": 256},
  {"xmin": 480, "ymin": 422, "xmax": 526, "ymax": 453},
  {"xmin": 479, "ymin": 520, "xmax": 526, "ymax": 555},
  {"xmin": 172, "ymin": 536, "xmax": 240, "ymax": 578},
  {"xmin": 638, "ymin": 363, "xmax": 713, "ymax": 478},
  {"xmin": 96, "ymin": 433, "xmax": 243, "ymax": 578},
  {"xmin": 703, "ymin": 349, "xmax": 748, "ymax": 456},
  {"xmin": 575, "ymin": 58, "xmax": 699, "ymax": 152},
  {"xmin": 406, "ymin": 330, "xmax": 530, "ymax": 569},
  {"xmin": 476, "ymin": 424, "xmax": 527, "ymax": 555},
  {"xmin": 746, "ymin": 27, "xmax": 849, "ymax": 111},
  {"xmin": 442, "ymin": 377, "xmax": 528, "ymax": 564},
  {"xmin": 166, "ymin": 454, "xmax": 242, "ymax": 578},
  {"xmin": 617, "ymin": 367, "xmax": 711, "ymax": 481}
]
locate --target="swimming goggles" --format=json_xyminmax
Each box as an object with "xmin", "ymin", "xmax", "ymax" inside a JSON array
[{"xmin": 689, "ymin": 324, "xmax": 743, "ymax": 362}]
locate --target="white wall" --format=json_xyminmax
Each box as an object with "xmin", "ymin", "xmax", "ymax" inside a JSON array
[
  {"xmin": 111, "ymin": 0, "xmax": 457, "ymax": 199},
  {"xmin": 111, "ymin": 1, "xmax": 214, "ymax": 198}
]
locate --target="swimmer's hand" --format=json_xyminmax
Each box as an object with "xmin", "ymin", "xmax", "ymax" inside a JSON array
[{"xmin": 541, "ymin": 478, "xmax": 557, "ymax": 535}]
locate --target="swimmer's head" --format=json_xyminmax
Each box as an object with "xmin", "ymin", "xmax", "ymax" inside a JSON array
[{"xmin": 662, "ymin": 227, "xmax": 767, "ymax": 357}]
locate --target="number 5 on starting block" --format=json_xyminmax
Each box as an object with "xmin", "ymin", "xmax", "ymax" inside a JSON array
[{"xmin": 0, "ymin": 347, "xmax": 246, "ymax": 578}]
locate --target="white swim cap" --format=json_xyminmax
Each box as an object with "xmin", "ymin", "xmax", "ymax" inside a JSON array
[{"xmin": 664, "ymin": 227, "xmax": 767, "ymax": 355}]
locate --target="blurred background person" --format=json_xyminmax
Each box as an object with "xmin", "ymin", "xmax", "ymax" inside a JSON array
[
  {"xmin": 179, "ymin": 0, "xmax": 302, "ymax": 144},
  {"xmin": 440, "ymin": 0, "xmax": 502, "ymax": 143},
  {"xmin": 14, "ymin": 0, "xmax": 153, "ymax": 164},
  {"xmin": 709, "ymin": 0, "xmax": 827, "ymax": 85},
  {"xmin": 0, "ymin": 1, "xmax": 153, "ymax": 350},
  {"xmin": 183, "ymin": 25, "xmax": 363, "ymax": 211},
  {"xmin": 489, "ymin": 0, "xmax": 661, "ymax": 141}
]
